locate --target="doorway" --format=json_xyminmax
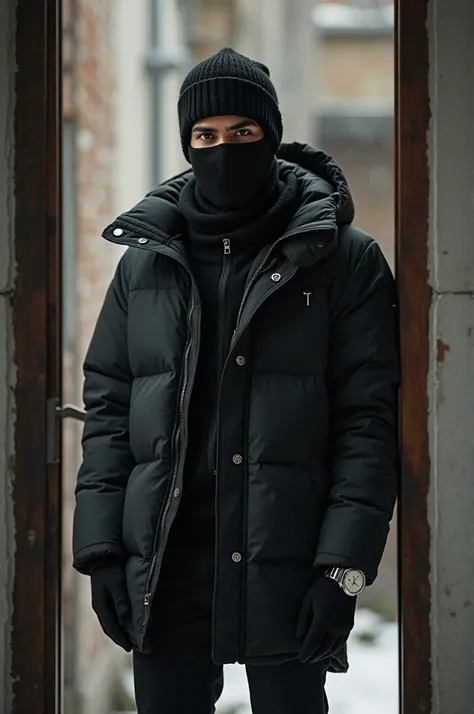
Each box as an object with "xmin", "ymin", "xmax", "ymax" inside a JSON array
[{"xmin": 9, "ymin": 0, "xmax": 431, "ymax": 712}]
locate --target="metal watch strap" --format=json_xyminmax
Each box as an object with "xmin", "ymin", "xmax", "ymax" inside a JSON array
[
  {"xmin": 325, "ymin": 566, "xmax": 366, "ymax": 596},
  {"xmin": 326, "ymin": 566, "xmax": 346, "ymax": 584}
]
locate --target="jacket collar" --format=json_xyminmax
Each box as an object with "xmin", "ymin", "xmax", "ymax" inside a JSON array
[{"xmin": 103, "ymin": 143, "xmax": 353, "ymax": 268}]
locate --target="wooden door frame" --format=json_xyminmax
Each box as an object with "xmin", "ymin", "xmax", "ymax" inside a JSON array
[
  {"xmin": 395, "ymin": 0, "xmax": 432, "ymax": 712},
  {"xmin": 10, "ymin": 0, "xmax": 433, "ymax": 711},
  {"xmin": 12, "ymin": 1, "xmax": 62, "ymax": 713}
]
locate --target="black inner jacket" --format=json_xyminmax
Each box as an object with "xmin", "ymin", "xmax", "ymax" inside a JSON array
[
  {"xmin": 72, "ymin": 143, "xmax": 400, "ymax": 670},
  {"xmin": 170, "ymin": 163, "xmax": 301, "ymax": 553}
]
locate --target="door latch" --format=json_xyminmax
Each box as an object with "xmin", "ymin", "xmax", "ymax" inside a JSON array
[
  {"xmin": 57, "ymin": 403, "xmax": 86, "ymax": 421},
  {"xmin": 46, "ymin": 397, "xmax": 86, "ymax": 464}
]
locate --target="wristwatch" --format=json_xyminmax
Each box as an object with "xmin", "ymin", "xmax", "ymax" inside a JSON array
[{"xmin": 325, "ymin": 566, "xmax": 367, "ymax": 597}]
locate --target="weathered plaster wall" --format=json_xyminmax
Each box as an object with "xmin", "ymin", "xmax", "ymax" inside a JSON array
[{"xmin": 428, "ymin": 0, "xmax": 474, "ymax": 710}]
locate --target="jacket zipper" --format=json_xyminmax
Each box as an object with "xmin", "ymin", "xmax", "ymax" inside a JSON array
[
  {"xmin": 142, "ymin": 299, "xmax": 196, "ymax": 624},
  {"xmin": 207, "ymin": 237, "xmax": 232, "ymax": 475}
]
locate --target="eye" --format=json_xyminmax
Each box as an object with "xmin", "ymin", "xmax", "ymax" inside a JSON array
[
  {"xmin": 236, "ymin": 128, "xmax": 252, "ymax": 137},
  {"xmin": 197, "ymin": 132, "xmax": 215, "ymax": 142}
]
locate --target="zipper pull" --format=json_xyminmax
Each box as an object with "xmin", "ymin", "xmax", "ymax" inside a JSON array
[
  {"xmin": 223, "ymin": 238, "xmax": 231, "ymax": 255},
  {"xmin": 144, "ymin": 593, "xmax": 151, "ymax": 606}
]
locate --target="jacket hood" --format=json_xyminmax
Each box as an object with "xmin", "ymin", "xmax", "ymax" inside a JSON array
[
  {"xmin": 277, "ymin": 142, "xmax": 354, "ymax": 227},
  {"xmin": 108, "ymin": 143, "xmax": 355, "ymax": 243}
]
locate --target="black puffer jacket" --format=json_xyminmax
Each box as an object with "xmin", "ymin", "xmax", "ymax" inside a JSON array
[{"xmin": 73, "ymin": 143, "xmax": 399, "ymax": 665}]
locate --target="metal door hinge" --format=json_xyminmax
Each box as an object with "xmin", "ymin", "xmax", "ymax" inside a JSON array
[{"xmin": 46, "ymin": 397, "xmax": 86, "ymax": 464}]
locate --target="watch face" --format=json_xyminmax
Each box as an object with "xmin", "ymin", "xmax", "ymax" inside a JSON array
[{"xmin": 342, "ymin": 569, "xmax": 366, "ymax": 595}]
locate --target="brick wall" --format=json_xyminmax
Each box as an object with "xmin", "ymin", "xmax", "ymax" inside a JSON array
[
  {"xmin": 62, "ymin": 2, "xmax": 126, "ymax": 712},
  {"xmin": 320, "ymin": 37, "xmax": 393, "ymax": 107},
  {"xmin": 74, "ymin": 0, "xmax": 122, "ymax": 361}
]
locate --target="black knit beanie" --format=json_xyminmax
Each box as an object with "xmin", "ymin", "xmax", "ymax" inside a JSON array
[{"xmin": 178, "ymin": 47, "xmax": 283, "ymax": 161}]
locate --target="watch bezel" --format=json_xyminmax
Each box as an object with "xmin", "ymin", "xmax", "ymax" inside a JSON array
[{"xmin": 341, "ymin": 568, "xmax": 366, "ymax": 596}]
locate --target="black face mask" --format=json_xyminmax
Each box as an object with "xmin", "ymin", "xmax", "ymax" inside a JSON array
[{"xmin": 188, "ymin": 139, "xmax": 275, "ymax": 211}]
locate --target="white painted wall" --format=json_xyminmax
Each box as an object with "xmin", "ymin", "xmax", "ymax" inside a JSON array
[
  {"xmin": 113, "ymin": 0, "xmax": 187, "ymax": 215},
  {"xmin": 113, "ymin": 0, "xmax": 151, "ymax": 213},
  {"xmin": 428, "ymin": 0, "xmax": 474, "ymax": 710},
  {"xmin": 0, "ymin": 0, "xmax": 16, "ymax": 712},
  {"xmin": 159, "ymin": 0, "xmax": 188, "ymax": 179}
]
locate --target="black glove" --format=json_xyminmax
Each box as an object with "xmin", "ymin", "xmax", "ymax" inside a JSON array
[
  {"xmin": 296, "ymin": 575, "xmax": 356, "ymax": 664},
  {"xmin": 91, "ymin": 564, "xmax": 132, "ymax": 652}
]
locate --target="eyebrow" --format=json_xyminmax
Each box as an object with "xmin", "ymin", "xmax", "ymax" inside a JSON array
[{"xmin": 192, "ymin": 119, "xmax": 259, "ymax": 133}]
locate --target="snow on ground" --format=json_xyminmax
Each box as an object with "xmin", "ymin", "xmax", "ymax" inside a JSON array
[
  {"xmin": 121, "ymin": 609, "xmax": 398, "ymax": 713},
  {"xmin": 217, "ymin": 609, "xmax": 398, "ymax": 713}
]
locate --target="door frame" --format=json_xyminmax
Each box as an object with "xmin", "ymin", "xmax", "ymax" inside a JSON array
[
  {"xmin": 12, "ymin": 1, "xmax": 62, "ymax": 713},
  {"xmin": 395, "ymin": 0, "xmax": 432, "ymax": 712},
  {"xmin": 10, "ymin": 0, "xmax": 433, "ymax": 711}
]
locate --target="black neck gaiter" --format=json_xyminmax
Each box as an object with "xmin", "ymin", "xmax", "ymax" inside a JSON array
[
  {"xmin": 179, "ymin": 157, "xmax": 301, "ymax": 247},
  {"xmin": 188, "ymin": 139, "xmax": 276, "ymax": 212}
]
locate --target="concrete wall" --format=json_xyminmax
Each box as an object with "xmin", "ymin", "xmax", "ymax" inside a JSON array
[
  {"xmin": 427, "ymin": 0, "xmax": 474, "ymax": 709},
  {"xmin": 0, "ymin": 0, "xmax": 16, "ymax": 711}
]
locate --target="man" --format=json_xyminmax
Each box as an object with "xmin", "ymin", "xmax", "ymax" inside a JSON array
[{"xmin": 73, "ymin": 48, "xmax": 399, "ymax": 713}]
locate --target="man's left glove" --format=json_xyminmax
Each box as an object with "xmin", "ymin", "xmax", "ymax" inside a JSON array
[{"xmin": 296, "ymin": 575, "xmax": 356, "ymax": 664}]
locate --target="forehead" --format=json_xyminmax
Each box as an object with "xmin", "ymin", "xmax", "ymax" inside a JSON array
[{"xmin": 192, "ymin": 115, "xmax": 258, "ymax": 129}]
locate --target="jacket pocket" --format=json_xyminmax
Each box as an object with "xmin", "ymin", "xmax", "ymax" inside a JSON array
[{"xmin": 122, "ymin": 461, "xmax": 169, "ymax": 558}]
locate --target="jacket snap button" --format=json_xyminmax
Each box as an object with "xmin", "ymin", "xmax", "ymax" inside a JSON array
[
  {"xmin": 236, "ymin": 355, "xmax": 246, "ymax": 366},
  {"xmin": 317, "ymin": 242, "xmax": 324, "ymax": 248},
  {"xmin": 138, "ymin": 237, "xmax": 148, "ymax": 244},
  {"xmin": 113, "ymin": 228, "xmax": 123, "ymax": 237},
  {"xmin": 232, "ymin": 454, "xmax": 243, "ymax": 465},
  {"xmin": 173, "ymin": 488, "xmax": 180, "ymax": 498},
  {"xmin": 271, "ymin": 273, "xmax": 281, "ymax": 282},
  {"xmin": 232, "ymin": 552, "xmax": 242, "ymax": 563}
]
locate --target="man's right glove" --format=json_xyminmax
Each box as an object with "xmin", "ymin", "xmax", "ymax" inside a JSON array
[
  {"xmin": 296, "ymin": 575, "xmax": 356, "ymax": 664},
  {"xmin": 90, "ymin": 564, "xmax": 132, "ymax": 652}
]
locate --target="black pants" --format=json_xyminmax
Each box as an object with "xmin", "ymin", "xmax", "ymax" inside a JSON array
[
  {"xmin": 134, "ymin": 642, "xmax": 329, "ymax": 714},
  {"xmin": 133, "ymin": 548, "xmax": 329, "ymax": 714}
]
